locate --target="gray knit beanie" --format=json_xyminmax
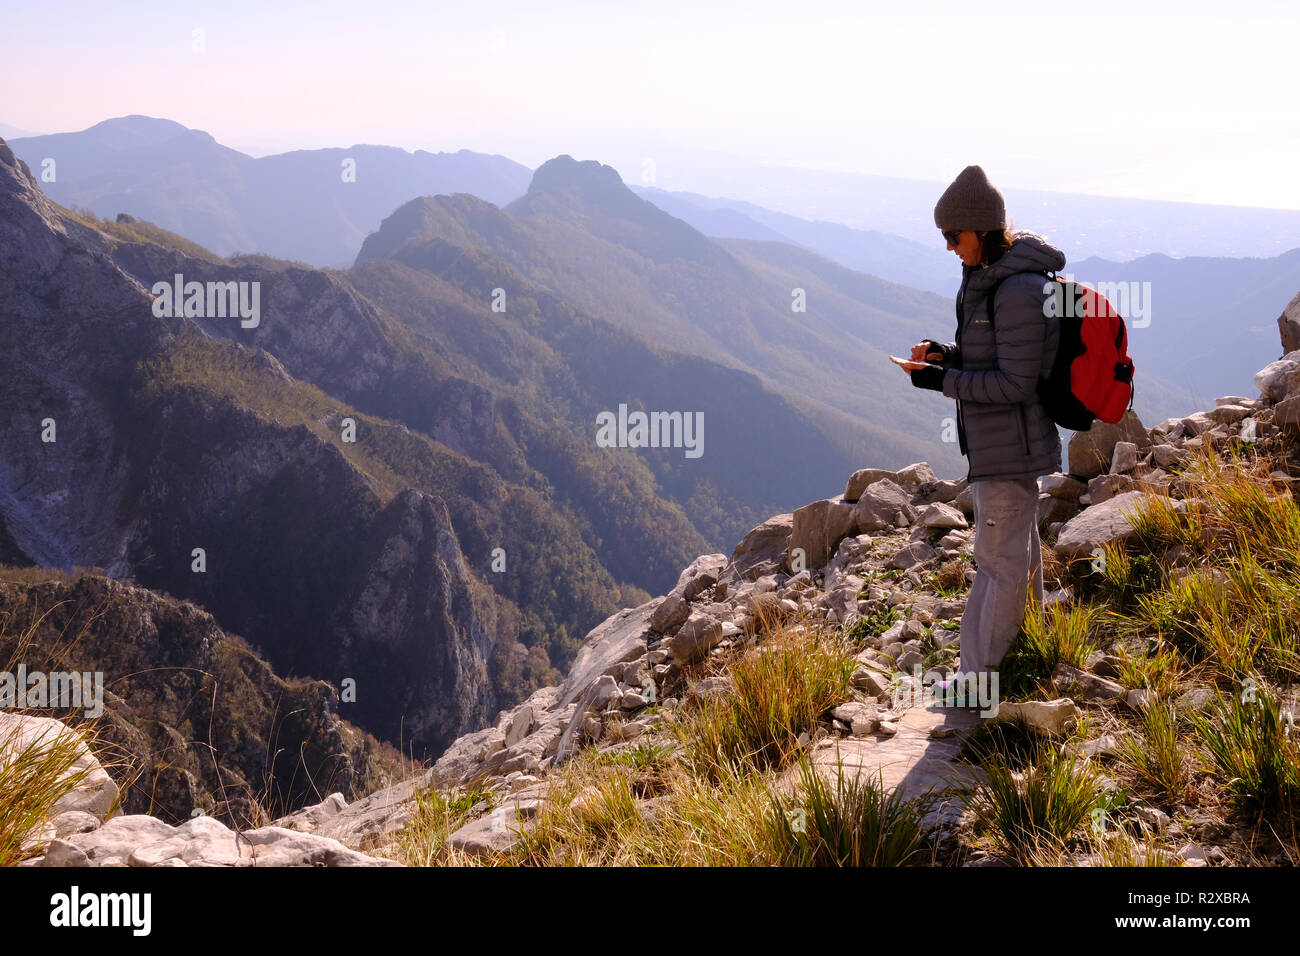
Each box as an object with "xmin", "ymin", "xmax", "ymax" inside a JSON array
[{"xmin": 933, "ymin": 165, "xmax": 1006, "ymax": 231}]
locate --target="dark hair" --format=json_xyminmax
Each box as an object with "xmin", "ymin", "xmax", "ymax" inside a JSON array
[{"xmin": 977, "ymin": 228, "xmax": 1014, "ymax": 266}]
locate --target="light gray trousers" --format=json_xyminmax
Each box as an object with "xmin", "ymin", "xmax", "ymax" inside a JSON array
[{"xmin": 957, "ymin": 477, "xmax": 1043, "ymax": 676}]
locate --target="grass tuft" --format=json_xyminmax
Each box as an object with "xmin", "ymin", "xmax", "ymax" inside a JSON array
[
  {"xmin": 1117, "ymin": 700, "xmax": 1192, "ymax": 805},
  {"xmin": 0, "ymin": 720, "xmax": 96, "ymax": 866},
  {"xmin": 966, "ymin": 738, "xmax": 1103, "ymax": 863},
  {"xmin": 764, "ymin": 753, "xmax": 937, "ymax": 866},
  {"xmin": 1192, "ymin": 681, "xmax": 1300, "ymax": 817},
  {"xmin": 675, "ymin": 624, "xmax": 855, "ymax": 780}
]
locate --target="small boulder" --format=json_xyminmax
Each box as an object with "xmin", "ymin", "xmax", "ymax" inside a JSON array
[
  {"xmin": 1109, "ymin": 441, "xmax": 1139, "ymax": 474},
  {"xmin": 1179, "ymin": 412, "xmax": 1213, "ymax": 437},
  {"xmin": 648, "ymin": 587, "xmax": 691, "ymax": 635},
  {"xmin": 1151, "ymin": 444, "xmax": 1184, "ymax": 469},
  {"xmin": 584, "ymin": 676, "xmax": 622, "ymax": 712},
  {"xmin": 844, "ymin": 468, "xmax": 896, "ymax": 502},
  {"xmin": 887, "ymin": 541, "xmax": 936, "ymax": 571},
  {"xmin": 666, "ymin": 613, "xmax": 725, "ymax": 664},
  {"xmin": 1173, "ymin": 685, "xmax": 1217, "ymax": 716},
  {"xmin": 1254, "ymin": 351, "xmax": 1300, "ymax": 404},
  {"xmin": 1054, "ymin": 490, "xmax": 1153, "ymax": 560},
  {"xmin": 854, "ymin": 478, "xmax": 917, "ymax": 533},
  {"xmin": 503, "ymin": 705, "xmax": 535, "ymax": 748},
  {"xmin": 993, "ymin": 698, "xmax": 1081, "ymax": 736},
  {"xmin": 1087, "ymin": 472, "xmax": 1136, "ymax": 506},
  {"xmin": 896, "ymin": 649, "xmax": 923, "ymax": 671},
  {"xmin": 920, "ymin": 502, "xmax": 968, "ymax": 530},
  {"xmin": 1039, "ymin": 473, "xmax": 1087, "ymax": 501},
  {"xmin": 1274, "ymin": 396, "xmax": 1300, "ymax": 430},
  {"xmin": 725, "ymin": 514, "xmax": 794, "ymax": 582},
  {"xmin": 832, "ymin": 701, "xmax": 881, "ymax": 735},
  {"xmin": 1206, "ymin": 404, "xmax": 1250, "ymax": 426},
  {"xmin": 1051, "ymin": 662, "xmax": 1125, "ymax": 703},
  {"xmin": 1133, "ymin": 805, "xmax": 1171, "ymax": 833},
  {"xmin": 851, "ymin": 668, "xmax": 893, "ymax": 699},
  {"xmin": 894, "ymin": 462, "xmax": 938, "ymax": 488},
  {"xmin": 676, "ymin": 553, "xmax": 728, "ymax": 600},
  {"xmin": 1278, "ymin": 291, "xmax": 1300, "ymax": 355},
  {"xmin": 1037, "ymin": 494, "xmax": 1076, "ymax": 526},
  {"xmin": 917, "ymin": 478, "xmax": 965, "ymax": 504},
  {"xmin": 1067, "ymin": 409, "xmax": 1149, "ymax": 478},
  {"xmin": 789, "ymin": 497, "xmax": 859, "ymax": 570},
  {"xmin": 0, "ymin": 714, "xmax": 118, "ymax": 829},
  {"xmin": 1123, "ymin": 688, "xmax": 1155, "ymax": 712},
  {"xmin": 568, "ymin": 786, "xmax": 603, "ymax": 814}
]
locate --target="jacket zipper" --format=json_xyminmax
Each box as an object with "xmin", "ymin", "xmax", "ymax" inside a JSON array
[{"xmin": 955, "ymin": 274, "xmax": 968, "ymax": 457}]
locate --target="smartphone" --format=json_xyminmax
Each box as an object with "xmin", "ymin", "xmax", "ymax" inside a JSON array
[{"xmin": 890, "ymin": 355, "xmax": 939, "ymax": 370}]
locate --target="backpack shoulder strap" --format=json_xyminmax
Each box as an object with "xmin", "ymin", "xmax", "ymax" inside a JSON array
[{"xmin": 987, "ymin": 270, "xmax": 1054, "ymax": 329}]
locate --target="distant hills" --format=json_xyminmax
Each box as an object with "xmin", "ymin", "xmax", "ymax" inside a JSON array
[
  {"xmin": 357, "ymin": 155, "xmax": 1208, "ymax": 463},
  {"xmin": 633, "ymin": 185, "xmax": 1300, "ymax": 413},
  {"xmin": 621, "ymin": 156, "xmax": 1300, "ymax": 262},
  {"xmin": 633, "ymin": 186, "xmax": 958, "ymax": 295},
  {"xmin": 10, "ymin": 116, "xmax": 532, "ymax": 266},
  {"xmin": 357, "ymin": 155, "xmax": 972, "ymax": 476}
]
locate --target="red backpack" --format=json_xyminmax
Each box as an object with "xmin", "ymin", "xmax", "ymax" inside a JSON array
[{"xmin": 989, "ymin": 271, "xmax": 1135, "ymax": 431}]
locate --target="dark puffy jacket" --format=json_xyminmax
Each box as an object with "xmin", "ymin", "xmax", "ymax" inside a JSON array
[{"xmin": 934, "ymin": 232, "xmax": 1065, "ymax": 482}]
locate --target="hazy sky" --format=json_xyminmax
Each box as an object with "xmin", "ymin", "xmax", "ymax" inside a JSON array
[{"xmin": 5, "ymin": 0, "xmax": 1299, "ymax": 208}]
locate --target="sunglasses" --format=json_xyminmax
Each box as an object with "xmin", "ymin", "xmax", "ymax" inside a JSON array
[{"xmin": 942, "ymin": 229, "xmax": 963, "ymax": 246}]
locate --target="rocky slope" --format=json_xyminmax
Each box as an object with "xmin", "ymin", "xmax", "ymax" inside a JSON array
[{"xmin": 269, "ymin": 298, "xmax": 1300, "ymax": 862}]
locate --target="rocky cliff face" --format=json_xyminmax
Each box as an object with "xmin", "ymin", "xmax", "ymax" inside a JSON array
[
  {"xmin": 327, "ymin": 489, "xmax": 499, "ymax": 750},
  {"xmin": 106, "ymin": 239, "xmax": 521, "ymax": 478}
]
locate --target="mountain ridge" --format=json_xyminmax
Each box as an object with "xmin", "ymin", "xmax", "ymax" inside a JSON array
[{"xmin": 11, "ymin": 116, "xmax": 533, "ymax": 266}]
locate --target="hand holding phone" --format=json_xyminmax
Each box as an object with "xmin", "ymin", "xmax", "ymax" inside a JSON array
[{"xmin": 911, "ymin": 340, "xmax": 947, "ymax": 363}]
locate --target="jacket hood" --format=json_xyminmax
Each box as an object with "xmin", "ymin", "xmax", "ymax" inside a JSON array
[{"xmin": 965, "ymin": 231, "xmax": 1067, "ymax": 297}]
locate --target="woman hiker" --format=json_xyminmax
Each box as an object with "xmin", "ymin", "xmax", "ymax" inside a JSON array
[{"xmin": 902, "ymin": 164, "xmax": 1065, "ymax": 710}]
